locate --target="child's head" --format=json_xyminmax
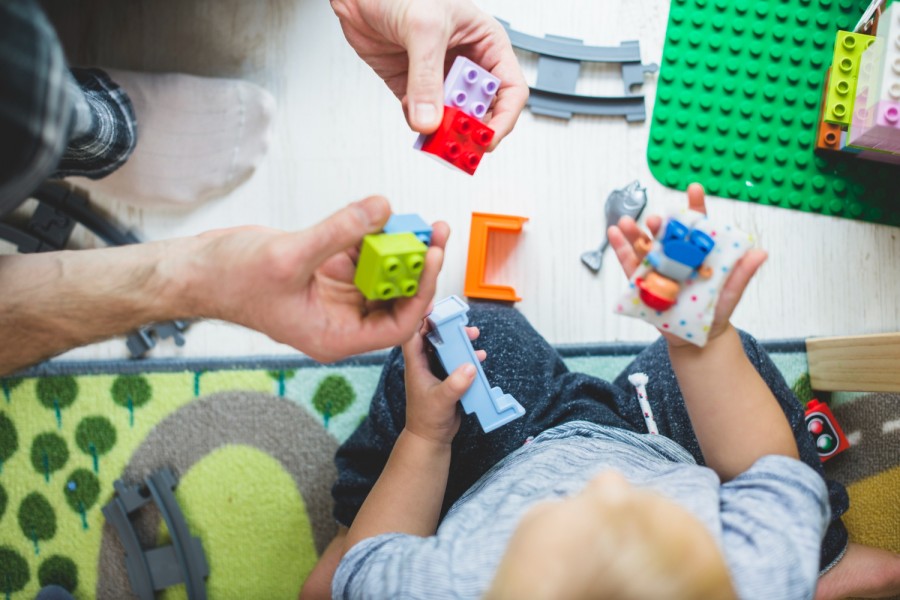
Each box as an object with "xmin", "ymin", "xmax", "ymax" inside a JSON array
[{"xmin": 485, "ymin": 470, "xmax": 737, "ymax": 600}]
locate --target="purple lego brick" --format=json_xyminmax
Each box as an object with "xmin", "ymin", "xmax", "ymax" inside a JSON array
[{"xmin": 442, "ymin": 56, "xmax": 500, "ymax": 121}]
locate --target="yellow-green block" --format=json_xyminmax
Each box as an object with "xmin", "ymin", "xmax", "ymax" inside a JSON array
[
  {"xmin": 354, "ymin": 232, "xmax": 427, "ymax": 300},
  {"xmin": 824, "ymin": 30, "xmax": 876, "ymax": 126}
]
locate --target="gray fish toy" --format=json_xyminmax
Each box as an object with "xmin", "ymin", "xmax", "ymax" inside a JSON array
[{"xmin": 581, "ymin": 180, "xmax": 648, "ymax": 272}]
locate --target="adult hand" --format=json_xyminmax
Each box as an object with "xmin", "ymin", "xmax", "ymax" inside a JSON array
[
  {"xmin": 330, "ymin": 0, "xmax": 528, "ymax": 148},
  {"xmin": 400, "ymin": 321, "xmax": 484, "ymax": 445},
  {"xmin": 607, "ymin": 183, "xmax": 768, "ymax": 346},
  {"xmin": 192, "ymin": 195, "xmax": 449, "ymax": 362}
]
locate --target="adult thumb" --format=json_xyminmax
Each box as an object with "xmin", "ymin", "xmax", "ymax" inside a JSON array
[
  {"xmin": 404, "ymin": 23, "xmax": 449, "ymax": 133},
  {"xmin": 301, "ymin": 196, "xmax": 391, "ymax": 266}
]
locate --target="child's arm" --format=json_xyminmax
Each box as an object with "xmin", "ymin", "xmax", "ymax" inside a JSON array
[
  {"xmin": 609, "ymin": 184, "xmax": 797, "ymax": 481},
  {"xmin": 341, "ymin": 325, "xmax": 480, "ymax": 554}
]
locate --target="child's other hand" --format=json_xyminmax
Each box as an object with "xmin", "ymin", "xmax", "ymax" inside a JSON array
[
  {"xmin": 401, "ymin": 322, "xmax": 484, "ymax": 445},
  {"xmin": 607, "ymin": 183, "xmax": 768, "ymax": 346}
]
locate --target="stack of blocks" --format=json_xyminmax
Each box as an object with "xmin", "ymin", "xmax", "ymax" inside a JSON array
[
  {"xmin": 848, "ymin": 2, "xmax": 900, "ymax": 158},
  {"xmin": 816, "ymin": 2, "xmax": 900, "ymax": 164},
  {"xmin": 415, "ymin": 57, "xmax": 500, "ymax": 175},
  {"xmin": 354, "ymin": 214, "xmax": 431, "ymax": 301}
]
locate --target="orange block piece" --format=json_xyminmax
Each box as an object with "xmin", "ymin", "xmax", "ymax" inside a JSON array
[
  {"xmin": 816, "ymin": 69, "xmax": 844, "ymax": 153},
  {"xmin": 464, "ymin": 212, "xmax": 528, "ymax": 302}
]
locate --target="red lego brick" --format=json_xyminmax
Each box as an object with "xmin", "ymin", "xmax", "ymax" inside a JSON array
[
  {"xmin": 419, "ymin": 105, "xmax": 494, "ymax": 175},
  {"xmin": 804, "ymin": 398, "xmax": 850, "ymax": 462}
]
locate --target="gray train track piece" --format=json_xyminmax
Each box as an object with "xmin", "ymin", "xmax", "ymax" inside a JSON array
[
  {"xmin": 102, "ymin": 467, "xmax": 209, "ymax": 600},
  {"xmin": 497, "ymin": 19, "xmax": 658, "ymax": 121}
]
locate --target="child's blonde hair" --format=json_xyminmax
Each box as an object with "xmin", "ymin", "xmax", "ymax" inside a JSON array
[{"xmin": 485, "ymin": 472, "xmax": 737, "ymax": 600}]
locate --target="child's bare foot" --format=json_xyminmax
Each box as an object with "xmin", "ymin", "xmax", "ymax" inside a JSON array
[
  {"xmin": 816, "ymin": 543, "xmax": 900, "ymax": 599},
  {"xmin": 68, "ymin": 70, "xmax": 274, "ymax": 208}
]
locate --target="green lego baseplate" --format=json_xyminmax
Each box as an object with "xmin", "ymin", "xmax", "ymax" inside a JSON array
[
  {"xmin": 353, "ymin": 232, "xmax": 427, "ymax": 300},
  {"xmin": 648, "ymin": 0, "xmax": 900, "ymax": 227}
]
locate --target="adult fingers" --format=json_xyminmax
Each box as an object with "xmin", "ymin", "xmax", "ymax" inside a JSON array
[
  {"xmin": 402, "ymin": 10, "xmax": 450, "ymax": 133},
  {"xmin": 296, "ymin": 196, "xmax": 391, "ymax": 268},
  {"xmin": 483, "ymin": 35, "xmax": 529, "ymax": 147}
]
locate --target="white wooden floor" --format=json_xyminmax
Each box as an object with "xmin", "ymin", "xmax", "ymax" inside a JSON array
[{"xmin": 30, "ymin": 0, "xmax": 900, "ymax": 361}]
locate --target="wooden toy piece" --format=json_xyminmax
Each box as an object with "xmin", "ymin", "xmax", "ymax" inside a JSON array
[{"xmin": 464, "ymin": 212, "xmax": 528, "ymax": 302}]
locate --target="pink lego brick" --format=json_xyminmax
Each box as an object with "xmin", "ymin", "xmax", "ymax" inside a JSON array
[{"xmin": 848, "ymin": 101, "xmax": 900, "ymax": 152}]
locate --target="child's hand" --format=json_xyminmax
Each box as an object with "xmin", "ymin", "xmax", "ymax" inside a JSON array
[
  {"xmin": 607, "ymin": 183, "xmax": 768, "ymax": 346},
  {"xmin": 401, "ymin": 322, "xmax": 484, "ymax": 445}
]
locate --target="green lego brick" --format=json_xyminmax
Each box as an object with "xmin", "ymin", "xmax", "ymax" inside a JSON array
[
  {"xmin": 354, "ymin": 232, "xmax": 427, "ymax": 300},
  {"xmin": 824, "ymin": 31, "xmax": 876, "ymax": 125},
  {"xmin": 648, "ymin": 0, "xmax": 900, "ymax": 227}
]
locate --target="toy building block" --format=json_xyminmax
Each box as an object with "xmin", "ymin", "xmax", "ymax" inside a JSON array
[
  {"xmin": 383, "ymin": 213, "xmax": 433, "ymax": 245},
  {"xmin": 442, "ymin": 56, "xmax": 500, "ymax": 121},
  {"xmin": 419, "ymin": 105, "xmax": 495, "ymax": 175},
  {"xmin": 354, "ymin": 232, "xmax": 427, "ymax": 300},
  {"xmin": 464, "ymin": 212, "xmax": 528, "ymax": 302},
  {"xmin": 815, "ymin": 69, "xmax": 845, "ymax": 154},
  {"xmin": 426, "ymin": 295, "xmax": 525, "ymax": 433},
  {"xmin": 824, "ymin": 31, "xmax": 876, "ymax": 126},
  {"xmin": 847, "ymin": 5, "xmax": 900, "ymax": 153},
  {"xmin": 805, "ymin": 399, "xmax": 850, "ymax": 462}
]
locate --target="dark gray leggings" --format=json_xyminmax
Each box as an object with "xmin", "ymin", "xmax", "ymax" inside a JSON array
[{"xmin": 333, "ymin": 301, "xmax": 848, "ymax": 571}]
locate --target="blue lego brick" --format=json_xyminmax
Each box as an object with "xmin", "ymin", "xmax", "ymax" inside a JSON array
[
  {"xmin": 384, "ymin": 214, "xmax": 433, "ymax": 245},
  {"xmin": 426, "ymin": 295, "xmax": 525, "ymax": 433},
  {"xmin": 443, "ymin": 56, "xmax": 500, "ymax": 121}
]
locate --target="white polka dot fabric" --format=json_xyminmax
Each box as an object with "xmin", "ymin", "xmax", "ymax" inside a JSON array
[{"xmin": 615, "ymin": 208, "xmax": 754, "ymax": 347}]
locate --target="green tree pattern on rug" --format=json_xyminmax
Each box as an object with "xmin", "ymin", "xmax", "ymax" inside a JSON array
[
  {"xmin": 38, "ymin": 555, "xmax": 78, "ymax": 593},
  {"xmin": 792, "ymin": 372, "xmax": 814, "ymax": 404},
  {"xmin": 111, "ymin": 374, "xmax": 152, "ymax": 427},
  {"xmin": 0, "ymin": 411, "xmax": 17, "ymax": 474},
  {"xmin": 30, "ymin": 433, "xmax": 69, "ymax": 483},
  {"xmin": 0, "ymin": 546, "xmax": 30, "ymax": 597},
  {"xmin": 0, "ymin": 482, "xmax": 7, "ymax": 522},
  {"xmin": 64, "ymin": 469, "xmax": 100, "ymax": 530},
  {"xmin": 1, "ymin": 377, "xmax": 23, "ymax": 402},
  {"xmin": 36, "ymin": 376, "xmax": 78, "ymax": 429},
  {"xmin": 312, "ymin": 374, "xmax": 356, "ymax": 428},
  {"xmin": 18, "ymin": 492, "xmax": 56, "ymax": 555},
  {"xmin": 267, "ymin": 369, "xmax": 297, "ymax": 397},
  {"xmin": 75, "ymin": 416, "xmax": 117, "ymax": 473}
]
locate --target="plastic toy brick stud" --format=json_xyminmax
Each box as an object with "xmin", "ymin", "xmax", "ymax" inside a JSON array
[
  {"xmin": 426, "ymin": 295, "xmax": 525, "ymax": 433},
  {"xmin": 354, "ymin": 232, "xmax": 428, "ymax": 301},
  {"xmin": 419, "ymin": 106, "xmax": 495, "ymax": 175},
  {"xmin": 383, "ymin": 213, "xmax": 433, "ymax": 245},
  {"xmin": 465, "ymin": 212, "xmax": 528, "ymax": 302},
  {"xmin": 815, "ymin": 69, "xmax": 844, "ymax": 154},
  {"xmin": 442, "ymin": 56, "xmax": 501, "ymax": 121},
  {"xmin": 805, "ymin": 399, "xmax": 850, "ymax": 462},
  {"xmin": 824, "ymin": 31, "xmax": 876, "ymax": 127}
]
